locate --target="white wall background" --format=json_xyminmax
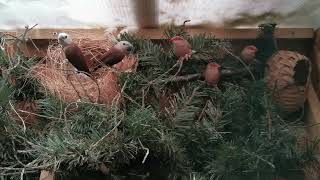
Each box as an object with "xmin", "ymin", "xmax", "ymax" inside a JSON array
[{"xmin": 0, "ymin": 0, "xmax": 319, "ymax": 30}]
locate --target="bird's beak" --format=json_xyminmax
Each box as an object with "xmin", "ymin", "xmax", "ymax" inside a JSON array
[{"xmin": 127, "ymin": 46, "xmax": 133, "ymax": 52}]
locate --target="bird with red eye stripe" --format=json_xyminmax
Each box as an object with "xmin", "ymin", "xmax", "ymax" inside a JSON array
[
  {"xmin": 58, "ymin": 32, "xmax": 91, "ymax": 75},
  {"xmin": 169, "ymin": 36, "xmax": 195, "ymax": 62}
]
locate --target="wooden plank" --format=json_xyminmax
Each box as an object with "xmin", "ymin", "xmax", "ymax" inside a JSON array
[
  {"xmin": 134, "ymin": 0, "xmax": 158, "ymax": 28},
  {"xmin": 1, "ymin": 28, "xmax": 314, "ymax": 40},
  {"xmin": 39, "ymin": 170, "xmax": 55, "ymax": 180},
  {"xmin": 306, "ymin": 84, "xmax": 320, "ymax": 138},
  {"xmin": 313, "ymin": 29, "xmax": 320, "ymax": 95}
]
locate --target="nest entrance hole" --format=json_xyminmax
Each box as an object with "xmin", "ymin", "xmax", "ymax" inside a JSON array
[{"xmin": 293, "ymin": 60, "xmax": 310, "ymax": 86}]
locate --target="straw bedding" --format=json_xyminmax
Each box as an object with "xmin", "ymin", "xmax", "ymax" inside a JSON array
[{"xmin": 31, "ymin": 33, "xmax": 138, "ymax": 107}]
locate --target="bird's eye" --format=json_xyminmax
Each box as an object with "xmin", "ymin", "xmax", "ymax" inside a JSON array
[
  {"xmin": 123, "ymin": 43, "xmax": 126, "ymax": 45},
  {"xmin": 64, "ymin": 36, "xmax": 67, "ymax": 38}
]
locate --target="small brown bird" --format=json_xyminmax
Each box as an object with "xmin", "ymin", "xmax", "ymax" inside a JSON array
[
  {"xmin": 240, "ymin": 45, "xmax": 258, "ymax": 64},
  {"xmin": 58, "ymin": 33, "xmax": 91, "ymax": 74},
  {"xmin": 204, "ymin": 62, "xmax": 221, "ymax": 88},
  {"xmin": 94, "ymin": 41, "xmax": 133, "ymax": 71},
  {"xmin": 170, "ymin": 36, "xmax": 194, "ymax": 61}
]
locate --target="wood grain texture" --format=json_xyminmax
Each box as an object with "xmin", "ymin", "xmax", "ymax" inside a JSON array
[
  {"xmin": 313, "ymin": 29, "xmax": 320, "ymax": 96},
  {"xmin": 306, "ymin": 84, "xmax": 320, "ymax": 145},
  {"xmin": 134, "ymin": 0, "xmax": 158, "ymax": 28},
  {"xmin": 1, "ymin": 28, "xmax": 314, "ymax": 40}
]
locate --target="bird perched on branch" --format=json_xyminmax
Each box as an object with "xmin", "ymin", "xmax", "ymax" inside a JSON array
[
  {"xmin": 240, "ymin": 45, "xmax": 258, "ymax": 64},
  {"xmin": 204, "ymin": 62, "xmax": 221, "ymax": 88},
  {"xmin": 170, "ymin": 36, "xmax": 195, "ymax": 61},
  {"xmin": 93, "ymin": 41, "xmax": 133, "ymax": 71},
  {"xmin": 58, "ymin": 33, "xmax": 91, "ymax": 75}
]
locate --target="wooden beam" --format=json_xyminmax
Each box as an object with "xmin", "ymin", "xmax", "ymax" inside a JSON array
[
  {"xmin": 306, "ymin": 84, "xmax": 320, "ymax": 150},
  {"xmin": 133, "ymin": 0, "xmax": 158, "ymax": 28},
  {"xmin": 1, "ymin": 28, "xmax": 314, "ymax": 40},
  {"xmin": 313, "ymin": 29, "xmax": 320, "ymax": 94}
]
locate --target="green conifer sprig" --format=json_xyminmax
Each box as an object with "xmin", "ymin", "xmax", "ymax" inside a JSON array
[{"xmin": 0, "ymin": 25, "xmax": 316, "ymax": 180}]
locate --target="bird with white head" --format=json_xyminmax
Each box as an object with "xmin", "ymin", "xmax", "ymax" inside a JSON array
[
  {"xmin": 58, "ymin": 32, "xmax": 72, "ymax": 47},
  {"xmin": 57, "ymin": 32, "xmax": 91, "ymax": 75},
  {"xmin": 114, "ymin": 41, "xmax": 133, "ymax": 52},
  {"xmin": 93, "ymin": 40, "xmax": 133, "ymax": 71}
]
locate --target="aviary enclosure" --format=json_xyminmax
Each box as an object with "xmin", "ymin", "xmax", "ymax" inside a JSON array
[{"xmin": 1, "ymin": 0, "xmax": 320, "ymax": 180}]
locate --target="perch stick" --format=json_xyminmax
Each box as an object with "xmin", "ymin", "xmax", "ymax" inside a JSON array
[{"xmin": 15, "ymin": 24, "xmax": 38, "ymax": 56}]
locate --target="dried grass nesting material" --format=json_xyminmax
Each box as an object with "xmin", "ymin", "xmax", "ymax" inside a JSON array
[
  {"xmin": 11, "ymin": 100, "xmax": 38, "ymax": 125},
  {"xmin": 266, "ymin": 50, "xmax": 311, "ymax": 112},
  {"xmin": 31, "ymin": 33, "xmax": 138, "ymax": 106}
]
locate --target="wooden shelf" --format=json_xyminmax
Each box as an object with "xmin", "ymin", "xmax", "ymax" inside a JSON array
[{"xmin": 1, "ymin": 28, "xmax": 315, "ymax": 40}]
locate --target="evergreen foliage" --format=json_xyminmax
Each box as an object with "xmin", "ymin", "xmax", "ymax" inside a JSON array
[{"xmin": 0, "ymin": 25, "xmax": 316, "ymax": 180}]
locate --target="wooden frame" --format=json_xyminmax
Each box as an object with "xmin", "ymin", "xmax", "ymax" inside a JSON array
[
  {"xmin": 1, "ymin": 27, "xmax": 319, "ymax": 180},
  {"xmin": 2, "ymin": 28, "xmax": 314, "ymax": 40},
  {"xmin": 308, "ymin": 29, "xmax": 320, "ymax": 144}
]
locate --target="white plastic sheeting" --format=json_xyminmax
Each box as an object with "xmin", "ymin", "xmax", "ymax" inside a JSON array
[{"xmin": 0, "ymin": 0, "xmax": 319, "ymax": 30}]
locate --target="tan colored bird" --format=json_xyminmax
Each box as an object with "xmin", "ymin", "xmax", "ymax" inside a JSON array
[
  {"xmin": 58, "ymin": 33, "xmax": 91, "ymax": 75},
  {"xmin": 170, "ymin": 36, "xmax": 194, "ymax": 61},
  {"xmin": 204, "ymin": 62, "xmax": 221, "ymax": 88},
  {"xmin": 240, "ymin": 45, "xmax": 258, "ymax": 64}
]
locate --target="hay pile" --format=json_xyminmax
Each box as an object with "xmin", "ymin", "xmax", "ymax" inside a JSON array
[{"xmin": 32, "ymin": 33, "xmax": 138, "ymax": 106}]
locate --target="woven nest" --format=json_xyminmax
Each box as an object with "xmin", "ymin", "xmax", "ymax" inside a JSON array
[
  {"xmin": 31, "ymin": 33, "xmax": 138, "ymax": 106},
  {"xmin": 266, "ymin": 50, "xmax": 311, "ymax": 112}
]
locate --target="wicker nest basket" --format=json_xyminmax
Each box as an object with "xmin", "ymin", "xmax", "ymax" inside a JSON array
[
  {"xmin": 31, "ymin": 33, "xmax": 138, "ymax": 107},
  {"xmin": 266, "ymin": 50, "xmax": 311, "ymax": 112}
]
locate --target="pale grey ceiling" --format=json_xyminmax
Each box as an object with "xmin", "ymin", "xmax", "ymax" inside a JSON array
[{"xmin": 0, "ymin": 0, "xmax": 319, "ymax": 30}]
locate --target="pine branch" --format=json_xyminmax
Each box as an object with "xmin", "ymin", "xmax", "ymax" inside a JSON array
[{"xmin": 156, "ymin": 66, "xmax": 255, "ymax": 84}]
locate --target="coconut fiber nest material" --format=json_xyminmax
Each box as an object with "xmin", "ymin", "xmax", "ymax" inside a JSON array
[{"xmin": 31, "ymin": 33, "xmax": 138, "ymax": 106}]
